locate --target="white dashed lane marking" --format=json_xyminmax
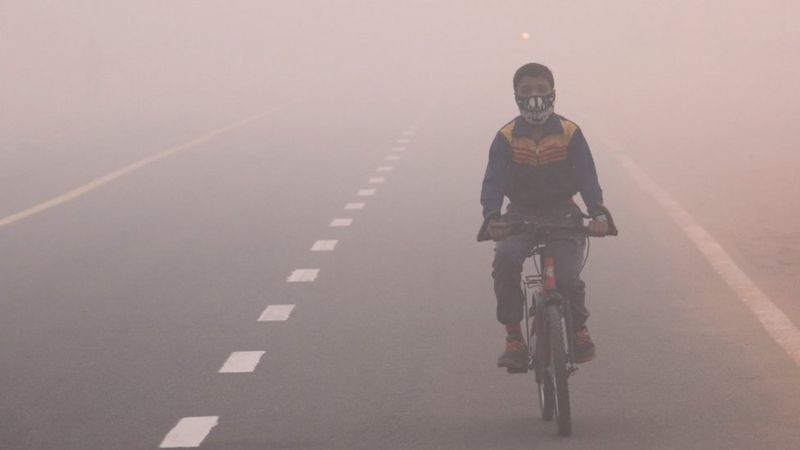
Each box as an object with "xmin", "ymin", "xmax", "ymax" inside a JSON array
[
  {"xmin": 156, "ymin": 115, "xmax": 428, "ymax": 448},
  {"xmin": 160, "ymin": 416, "xmax": 219, "ymax": 448},
  {"xmin": 287, "ymin": 269, "xmax": 319, "ymax": 282},
  {"xmin": 259, "ymin": 304, "xmax": 296, "ymax": 321},
  {"xmin": 218, "ymin": 351, "xmax": 265, "ymax": 373},
  {"xmin": 311, "ymin": 240, "xmax": 338, "ymax": 251},
  {"xmin": 330, "ymin": 218, "xmax": 353, "ymax": 227},
  {"xmin": 163, "ymin": 118, "xmax": 427, "ymax": 444}
]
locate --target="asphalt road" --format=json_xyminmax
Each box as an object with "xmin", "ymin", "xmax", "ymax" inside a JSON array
[{"xmin": 2, "ymin": 89, "xmax": 800, "ymax": 450}]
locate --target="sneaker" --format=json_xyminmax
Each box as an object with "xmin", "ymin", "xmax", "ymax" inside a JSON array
[
  {"xmin": 497, "ymin": 335, "xmax": 529, "ymax": 371},
  {"xmin": 574, "ymin": 326, "xmax": 595, "ymax": 364}
]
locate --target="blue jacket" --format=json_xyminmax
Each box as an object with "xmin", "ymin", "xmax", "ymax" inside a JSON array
[{"xmin": 480, "ymin": 114, "xmax": 603, "ymax": 219}]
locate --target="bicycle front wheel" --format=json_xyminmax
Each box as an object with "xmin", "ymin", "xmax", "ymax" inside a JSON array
[
  {"xmin": 546, "ymin": 304, "xmax": 571, "ymax": 436},
  {"xmin": 538, "ymin": 372, "xmax": 555, "ymax": 421}
]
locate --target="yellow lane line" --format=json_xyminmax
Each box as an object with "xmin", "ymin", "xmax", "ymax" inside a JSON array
[{"xmin": 0, "ymin": 113, "xmax": 264, "ymax": 228}]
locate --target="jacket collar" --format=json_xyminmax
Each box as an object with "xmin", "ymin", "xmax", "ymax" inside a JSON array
[{"xmin": 512, "ymin": 114, "xmax": 563, "ymax": 138}]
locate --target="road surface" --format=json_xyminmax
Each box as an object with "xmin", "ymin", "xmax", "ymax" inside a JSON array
[{"xmin": 2, "ymin": 81, "xmax": 800, "ymax": 449}]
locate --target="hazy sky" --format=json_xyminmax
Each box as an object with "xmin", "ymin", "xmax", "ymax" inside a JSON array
[{"xmin": 2, "ymin": 0, "xmax": 798, "ymax": 140}]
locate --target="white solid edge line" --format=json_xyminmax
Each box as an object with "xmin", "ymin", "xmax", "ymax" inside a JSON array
[
  {"xmin": 160, "ymin": 416, "xmax": 219, "ymax": 448},
  {"xmin": 258, "ymin": 304, "xmax": 296, "ymax": 321},
  {"xmin": 0, "ymin": 113, "xmax": 266, "ymax": 228},
  {"xmin": 218, "ymin": 351, "xmax": 266, "ymax": 373},
  {"xmin": 614, "ymin": 152, "xmax": 800, "ymax": 367}
]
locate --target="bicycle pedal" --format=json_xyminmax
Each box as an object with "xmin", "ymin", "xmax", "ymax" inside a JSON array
[{"xmin": 507, "ymin": 367, "xmax": 528, "ymax": 374}]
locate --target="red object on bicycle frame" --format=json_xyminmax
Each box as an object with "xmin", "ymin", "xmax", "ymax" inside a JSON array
[{"xmin": 543, "ymin": 254, "xmax": 557, "ymax": 291}]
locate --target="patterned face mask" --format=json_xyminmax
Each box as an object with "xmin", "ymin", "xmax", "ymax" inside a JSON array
[{"xmin": 515, "ymin": 90, "xmax": 556, "ymax": 125}]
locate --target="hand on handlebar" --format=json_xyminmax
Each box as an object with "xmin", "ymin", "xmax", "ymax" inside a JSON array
[
  {"xmin": 587, "ymin": 205, "xmax": 618, "ymax": 237},
  {"xmin": 587, "ymin": 216, "xmax": 609, "ymax": 237},
  {"xmin": 487, "ymin": 216, "xmax": 515, "ymax": 241}
]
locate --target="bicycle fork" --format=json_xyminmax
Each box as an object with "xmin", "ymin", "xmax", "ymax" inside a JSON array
[{"xmin": 541, "ymin": 249, "xmax": 579, "ymax": 377}]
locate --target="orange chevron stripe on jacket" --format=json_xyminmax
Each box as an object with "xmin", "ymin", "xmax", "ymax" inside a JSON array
[{"xmin": 499, "ymin": 118, "xmax": 578, "ymax": 166}]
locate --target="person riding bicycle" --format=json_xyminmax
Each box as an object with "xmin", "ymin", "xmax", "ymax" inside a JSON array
[{"xmin": 479, "ymin": 63, "xmax": 613, "ymax": 371}]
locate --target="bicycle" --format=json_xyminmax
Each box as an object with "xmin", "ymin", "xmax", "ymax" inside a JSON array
[{"xmin": 478, "ymin": 208, "xmax": 618, "ymax": 436}]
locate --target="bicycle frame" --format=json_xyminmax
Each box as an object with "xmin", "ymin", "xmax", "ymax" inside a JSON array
[{"xmin": 522, "ymin": 245, "xmax": 578, "ymax": 376}]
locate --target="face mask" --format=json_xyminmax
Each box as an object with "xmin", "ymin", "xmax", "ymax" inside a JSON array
[{"xmin": 515, "ymin": 90, "xmax": 555, "ymax": 125}]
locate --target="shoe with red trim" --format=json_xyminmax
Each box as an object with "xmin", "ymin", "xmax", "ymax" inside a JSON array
[
  {"xmin": 574, "ymin": 326, "xmax": 596, "ymax": 364},
  {"xmin": 497, "ymin": 335, "xmax": 529, "ymax": 372}
]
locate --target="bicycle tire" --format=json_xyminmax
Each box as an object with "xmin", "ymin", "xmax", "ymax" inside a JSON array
[
  {"xmin": 538, "ymin": 373, "xmax": 555, "ymax": 421},
  {"xmin": 533, "ymin": 308, "xmax": 555, "ymax": 421},
  {"xmin": 546, "ymin": 304, "xmax": 571, "ymax": 436}
]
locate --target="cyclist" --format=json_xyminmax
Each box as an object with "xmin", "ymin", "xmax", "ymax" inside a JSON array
[{"xmin": 479, "ymin": 62, "xmax": 612, "ymax": 372}]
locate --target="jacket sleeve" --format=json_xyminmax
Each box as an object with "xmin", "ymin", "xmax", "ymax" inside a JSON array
[
  {"xmin": 480, "ymin": 133, "xmax": 512, "ymax": 219},
  {"xmin": 567, "ymin": 127, "xmax": 604, "ymax": 214}
]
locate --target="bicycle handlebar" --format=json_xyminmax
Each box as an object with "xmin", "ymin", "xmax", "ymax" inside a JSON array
[{"xmin": 476, "ymin": 206, "xmax": 619, "ymax": 242}]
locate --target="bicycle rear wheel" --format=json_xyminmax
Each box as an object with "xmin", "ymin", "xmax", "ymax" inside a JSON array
[{"xmin": 546, "ymin": 304, "xmax": 571, "ymax": 436}]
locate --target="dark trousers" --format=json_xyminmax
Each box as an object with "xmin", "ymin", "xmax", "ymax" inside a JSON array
[{"xmin": 492, "ymin": 203, "xmax": 590, "ymax": 329}]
